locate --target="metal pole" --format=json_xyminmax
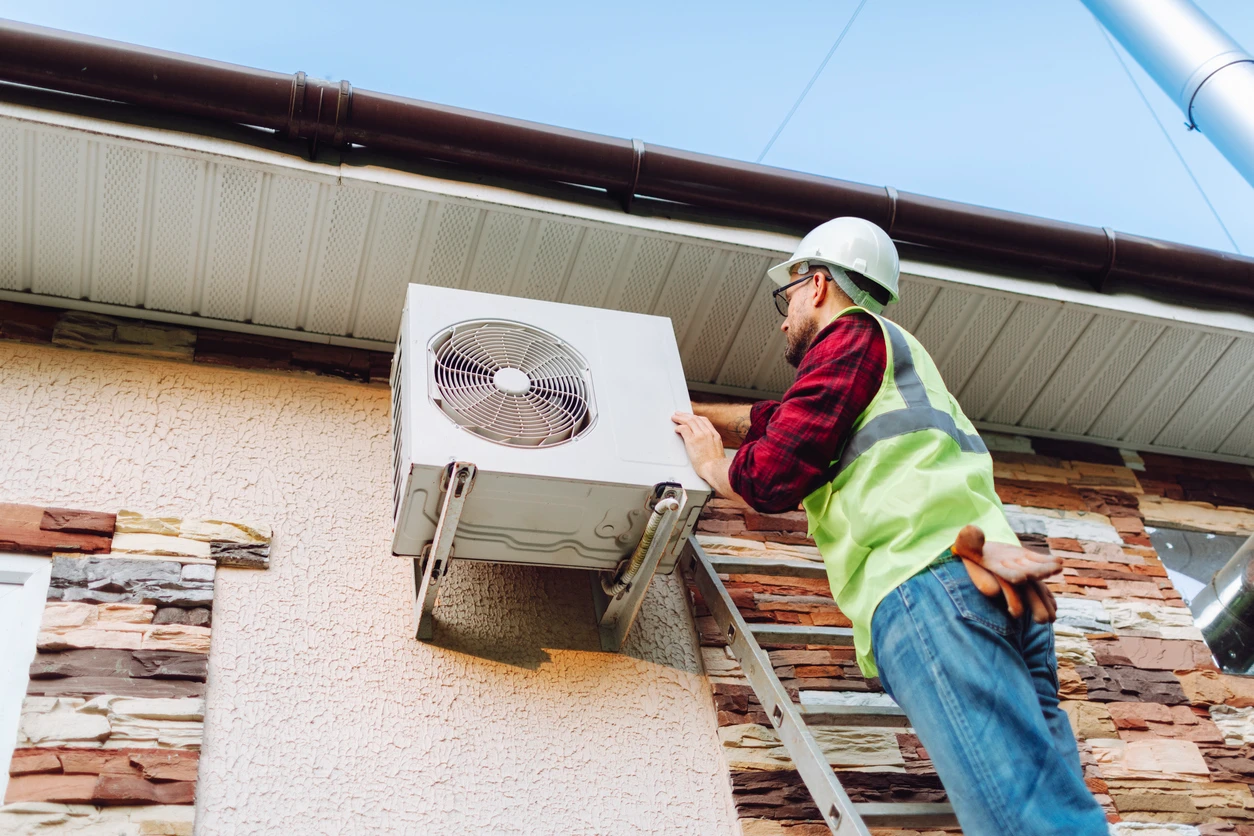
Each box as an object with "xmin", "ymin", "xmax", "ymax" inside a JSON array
[{"xmin": 1081, "ymin": 0, "xmax": 1254, "ymax": 189}]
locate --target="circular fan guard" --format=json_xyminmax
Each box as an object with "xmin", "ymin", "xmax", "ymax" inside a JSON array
[{"xmin": 430, "ymin": 320, "xmax": 595, "ymax": 447}]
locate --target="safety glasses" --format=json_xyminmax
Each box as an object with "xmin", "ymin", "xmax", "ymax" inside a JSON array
[{"xmin": 772, "ymin": 268, "xmax": 834, "ymax": 317}]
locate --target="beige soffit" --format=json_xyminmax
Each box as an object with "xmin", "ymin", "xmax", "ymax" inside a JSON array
[{"xmin": 2, "ymin": 100, "xmax": 1254, "ymax": 465}]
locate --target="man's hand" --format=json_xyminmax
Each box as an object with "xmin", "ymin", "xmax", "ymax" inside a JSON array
[
  {"xmin": 671, "ymin": 412, "xmax": 726, "ymax": 480},
  {"xmin": 952, "ymin": 525, "xmax": 1060, "ymax": 624},
  {"xmin": 671, "ymin": 412, "xmax": 748, "ymax": 504}
]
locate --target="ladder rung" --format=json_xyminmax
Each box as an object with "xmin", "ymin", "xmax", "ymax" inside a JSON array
[
  {"xmin": 706, "ymin": 555, "xmax": 828, "ymax": 579},
  {"xmin": 801, "ymin": 705, "xmax": 910, "ymax": 728},
  {"xmin": 748, "ymin": 623, "xmax": 855, "ymax": 646},
  {"xmin": 854, "ymin": 802, "xmax": 958, "ymax": 828}
]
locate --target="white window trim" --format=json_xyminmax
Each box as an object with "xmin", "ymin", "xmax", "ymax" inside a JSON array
[{"xmin": 0, "ymin": 553, "xmax": 51, "ymax": 803}]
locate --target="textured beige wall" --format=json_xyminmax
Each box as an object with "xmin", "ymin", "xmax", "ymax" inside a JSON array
[{"xmin": 0, "ymin": 341, "xmax": 738, "ymax": 836}]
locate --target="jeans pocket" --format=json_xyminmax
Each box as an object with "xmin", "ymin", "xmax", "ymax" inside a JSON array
[{"xmin": 930, "ymin": 560, "xmax": 1016, "ymax": 637}]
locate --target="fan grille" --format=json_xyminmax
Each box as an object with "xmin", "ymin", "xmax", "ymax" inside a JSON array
[{"xmin": 430, "ymin": 319, "xmax": 595, "ymax": 447}]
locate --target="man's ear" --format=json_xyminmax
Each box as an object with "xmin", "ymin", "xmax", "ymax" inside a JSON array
[{"xmin": 811, "ymin": 271, "xmax": 829, "ymax": 305}]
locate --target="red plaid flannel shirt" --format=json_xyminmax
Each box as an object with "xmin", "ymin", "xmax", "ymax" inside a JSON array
[{"xmin": 728, "ymin": 311, "xmax": 887, "ymax": 513}]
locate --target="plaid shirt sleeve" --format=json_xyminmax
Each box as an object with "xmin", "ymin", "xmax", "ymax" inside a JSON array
[{"xmin": 728, "ymin": 312, "xmax": 887, "ymax": 513}]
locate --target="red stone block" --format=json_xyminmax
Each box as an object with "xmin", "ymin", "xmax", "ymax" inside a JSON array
[
  {"xmin": 809, "ymin": 611, "xmax": 853, "ymax": 628},
  {"xmin": 994, "ymin": 479, "xmax": 1088, "ymax": 511},
  {"xmin": 696, "ymin": 518, "xmax": 747, "ymax": 535},
  {"xmin": 130, "ymin": 750, "xmax": 199, "ymax": 782},
  {"xmin": 59, "ymin": 750, "xmax": 142, "ymax": 776},
  {"xmin": 698, "ymin": 505, "xmax": 744, "ymax": 522},
  {"xmin": 4, "ymin": 774, "xmax": 97, "ymax": 804},
  {"xmin": 8, "ymin": 750, "xmax": 62, "ymax": 775},
  {"xmin": 40, "ymin": 508, "xmax": 116, "ymax": 536},
  {"xmin": 0, "ymin": 301, "xmax": 60, "ymax": 343},
  {"xmin": 1048, "ymin": 537, "xmax": 1085, "ymax": 553},
  {"xmin": 1138, "ymin": 478, "xmax": 1186, "ymax": 500},
  {"xmin": 0, "ymin": 503, "xmax": 112, "ymax": 555},
  {"xmin": 794, "ymin": 665, "xmax": 844, "ymax": 678},
  {"xmin": 744, "ymin": 510, "xmax": 809, "ymax": 533},
  {"xmin": 1122, "ymin": 533, "xmax": 1154, "ymax": 548},
  {"xmin": 1111, "ymin": 516, "xmax": 1145, "ymax": 535},
  {"xmin": 92, "ymin": 775, "xmax": 195, "ymax": 805}
]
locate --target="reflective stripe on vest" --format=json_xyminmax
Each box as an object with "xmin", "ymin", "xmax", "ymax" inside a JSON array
[{"xmin": 833, "ymin": 319, "xmax": 987, "ymax": 476}]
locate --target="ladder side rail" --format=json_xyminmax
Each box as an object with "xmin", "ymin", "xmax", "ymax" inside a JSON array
[{"xmin": 684, "ymin": 536, "xmax": 871, "ymax": 836}]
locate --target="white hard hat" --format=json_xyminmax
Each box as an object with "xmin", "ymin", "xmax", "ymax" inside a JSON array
[{"xmin": 767, "ymin": 217, "xmax": 900, "ymax": 306}]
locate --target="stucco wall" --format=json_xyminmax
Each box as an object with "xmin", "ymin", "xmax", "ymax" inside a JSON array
[{"xmin": 0, "ymin": 341, "xmax": 739, "ymax": 836}]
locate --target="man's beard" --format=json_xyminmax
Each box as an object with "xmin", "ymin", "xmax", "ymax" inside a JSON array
[{"xmin": 784, "ymin": 317, "xmax": 819, "ymax": 368}]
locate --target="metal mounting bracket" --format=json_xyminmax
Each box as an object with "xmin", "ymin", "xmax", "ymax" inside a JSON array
[
  {"xmin": 593, "ymin": 484, "xmax": 686, "ymax": 652},
  {"xmin": 414, "ymin": 461, "xmax": 476, "ymax": 641}
]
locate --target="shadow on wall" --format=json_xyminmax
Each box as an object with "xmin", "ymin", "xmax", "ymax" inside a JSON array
[{"xmin": 415, "ymin": 560, "xmax": 702, "ymax": 675}]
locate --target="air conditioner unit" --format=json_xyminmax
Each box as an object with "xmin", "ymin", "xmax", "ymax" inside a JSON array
[{"xmin": 391, "ymin": 284, "xmax": 711, "ymax": 650}]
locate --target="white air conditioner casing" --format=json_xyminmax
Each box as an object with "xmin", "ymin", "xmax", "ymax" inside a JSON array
[{"xmin": 391, "ymin": 284, "xmax": 710, "ymax": 575}]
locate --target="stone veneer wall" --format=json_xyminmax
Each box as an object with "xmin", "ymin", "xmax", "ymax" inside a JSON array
[
  {"xmin": 0, "ymin": 504, "xmax": 270, "ymax": 836},
  {"xmin": 691, "ymin": 438, "xmax": 1254, "ymax": 836},
  {"xmin": 0, "ymin": 301, "xmax": 391, "ymax": 384}
]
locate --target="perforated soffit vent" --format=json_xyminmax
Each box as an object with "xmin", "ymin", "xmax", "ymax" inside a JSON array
[{"xmin": 430, "ymin": 320, "xmax": 596, "ymax": 448}]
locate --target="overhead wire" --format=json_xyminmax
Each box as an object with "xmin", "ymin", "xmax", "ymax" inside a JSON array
[
  {"xmin": 756, "ymin": 0, "xmax": 870, "ymax": 164},
  {"xmin": 1093, "ymin": 19, "xmax": 1242, "ymax": 253}
]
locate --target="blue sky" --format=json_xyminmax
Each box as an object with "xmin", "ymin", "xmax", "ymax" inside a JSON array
[{"xmin": 3, "ymin": 0, "xmax": 1252, "ymax": 254}]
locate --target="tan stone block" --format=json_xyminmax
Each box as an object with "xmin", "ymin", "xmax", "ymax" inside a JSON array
[
  {"xmin": 1062, "ymin": 700, "xmax": 1117, "ymax": 738},
  {"xmin": 40, "ymin": 603, "xmax": 98, "ymax": 630},
  {"xmin": 1104, "ymin": 580, "xmax": 1165, "ymax": 600},
  {"xmin": 109, "ymin": 533, "xmax": 211, "ymax": 559},
  {"xmin": 739, "ymin": 820, "xmax": 832, "ymax": 836},
  {"xmin": 700, "ymin": 647, "xmax": 742, "ymax": 677},
  {"xmin": 1105, "ymin": 601, "xmax": 1205, "ymax": 641},
  {"xmin": 114, "ymin": 510, "xmax": 181, "ymax": 536},
  {"xmin": 141, "ymin": 625, "xmax": 211, "ymax": 654},
  {"xmin": 17, "ymin": 698, "xmax": 111, "ymax": 747},
  {"xmin": 695, "ymin": 535, "xmax": 770, "ymax": 557},
  {"xmin": 763, "ymin": 541, "xmax": 823, "ymax": 560},
  {"xmin": 1059, "ymin": 665, "xmax": 1088, "ymax": 699},
  {"xmin": 718, "ymin": 722, "xmax": 904, "ymax": 770},
  {"xmin": 1091, "ymin": 738, "xmax": 1210, "ymax": 779},
  {"xmin": 94, "ymin": 604, "xmax": 156, "ymax": 624},
  {"xmin": 1139, "ymin": 495, "xmax": 1254, "ymax": 536},
  {"xmin": 1178, "ymin": 670, "xmax": 1229, "ymax": 706},
  {"xmin": 1210, "ymin": 705, "xmax": 1254, "ymax": 745},
  {"xmin": 179, "ymin": 517, "xmax": 270, "ymax": 544},
  {"xmin": 1056, "ymin": 634, "xmax": 1097, "ymax": 666},
  {"xmin": 1222, "ymin": 675, "xmax": 1254, "ymax": 708},
  {"xmin": 38, "ymin": 627, "xmax": 144, "ymax": 652}
]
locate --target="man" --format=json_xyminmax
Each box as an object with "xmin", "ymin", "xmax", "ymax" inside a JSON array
[{"xmin": 672, "ymin": 217, "xmax": 1107, "ymax": 835}]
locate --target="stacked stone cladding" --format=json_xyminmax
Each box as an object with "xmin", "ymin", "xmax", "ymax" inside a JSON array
[
  {"xmin": 0, "ymin": 301, "xmax": 391, "ymax": 384},
  {"xmin": 690, "ymin": 438, "xmax": 1254, "ymax": 836},
  {"xmin": 0, "ymin": 505, "xmax": 270, "ymax": 836}
]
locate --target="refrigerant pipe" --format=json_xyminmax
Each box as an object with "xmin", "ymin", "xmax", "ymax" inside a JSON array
[{"xmin": 602, "ymin": 497, "xmax": 681, "ymax": 597}]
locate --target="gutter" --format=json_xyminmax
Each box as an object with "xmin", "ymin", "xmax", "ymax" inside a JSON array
[{"xmin": 1, "ymin": 19, "xmax": 1252, "ymax": 305}]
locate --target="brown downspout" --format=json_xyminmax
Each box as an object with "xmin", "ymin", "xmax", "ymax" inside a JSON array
[{"xmin": 0, "ymin": 18, "xmax": 1251, "ymax": 304}]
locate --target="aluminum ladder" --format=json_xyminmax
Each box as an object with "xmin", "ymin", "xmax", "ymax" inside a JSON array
[{"xmin": 684, "ymin": 535, "xmax": 959, "ymax": 835}]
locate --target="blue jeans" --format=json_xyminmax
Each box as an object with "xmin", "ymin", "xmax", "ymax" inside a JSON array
[{"xmin": 871, "ymin": 556, "xmax": 1108, "ymax": 836}]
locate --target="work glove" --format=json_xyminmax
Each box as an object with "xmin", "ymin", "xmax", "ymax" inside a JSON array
[{"xmin": 951, "ymin": 525, "xmax": 1060, "ymax": 624}]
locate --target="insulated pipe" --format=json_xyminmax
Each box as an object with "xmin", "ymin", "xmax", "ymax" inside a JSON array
[
  {"xmin": 1082, "ymin": 0, "xmax": 1254, "ymax": 189},
  {"xmin": 602, "ymin": 497, "xmax": 681, "ymax": 597},
  {"xmin": 1, "ymin": 19, "xmax": 1254, "ymax": 302}
]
